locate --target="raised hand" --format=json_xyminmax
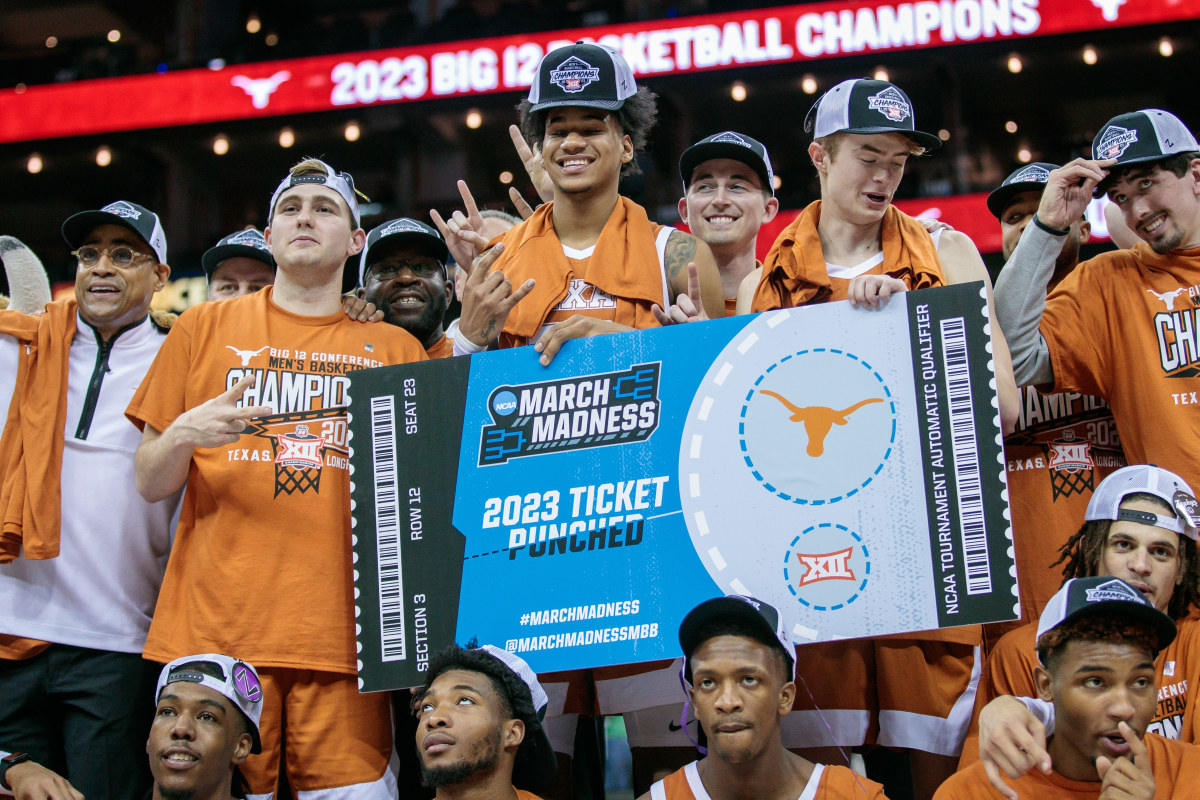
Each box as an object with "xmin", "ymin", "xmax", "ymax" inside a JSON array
[
  {"xmin": 171, "ymin": 374, "xmax": 274, "ymax": 449},
  {"xmin": 510, "ymin": 124, "xmax": 554, "ymax": 204},
  {"xmin": 457, "ymin": 243, "xmax": 535, "ymax": 348},
  {"xmin": 978, "ymin": 696, "xmax": 1051, "ymax": 800},
  {"xmin": 1096, "ymin": 721, "xmax": 1154, "ymax": 800},
  {"xmin": 430, "ymin": 180, "xmax": 491, "ymax": 271},
  {"xmin": 1037, "ymin": 158, "xmax": 1117, "ymax": 231},
  {"xmin": 652, "ymin": 262, "xmax": 708, "ymax": 325}
]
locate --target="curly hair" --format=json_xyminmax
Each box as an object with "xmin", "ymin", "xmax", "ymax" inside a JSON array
[
  {"xmin": 1051, "ymin": 491, "xmax": 1200, "ymax": 620},
  {"xmin": 684, "ymin": 618, "xmax": 793, "ymax": 685},
  {"xmin": 516, "ymin": 86, "xmax": 659, "ymax": 178},
  {"xmin": 1036, "ymin": 613, "xmax": 1161, "ymax": 671},
  {"xmin": 416, "ymin": 644, "xmax": 535, "ymax": 722}
]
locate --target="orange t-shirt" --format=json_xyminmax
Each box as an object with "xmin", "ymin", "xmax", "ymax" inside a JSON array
[
  {"xmin": 959, "ymin": 617, "xmax": 1200, "ymax": 768},
  {"xmin": 126, "ymin": 288, "xmax": 427, "ymax": 673},
  {"xmin": 991, "ymin": 388, "xmax": 1125, "ymax": 647},
  {"xmin": 1041, "ymin": 242, "xmax": 1200, "ymax": 486},
  {"xmin": 751, "ymin": 202, "xmax": 945, "ymax": 311},
  {"xmin": 940, "ymin": 733, "xmax": 1200, "ymax": 799},
  {"xmin": 515, "ymin": 790, "xmax": 546, "ymax": 800},
  {"xmin": 650, "ymin": 760, "xmax": 887, "ymax": 800},
  {"xmin": 426, "ymin": 334, "xmax": 453, "ymax": 359},
  {"xmin": 490, "ymin": 198, "xmax": 670, "ymax": 348}
]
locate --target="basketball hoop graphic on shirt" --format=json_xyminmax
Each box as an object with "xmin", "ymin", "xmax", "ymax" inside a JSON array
[
  {"xmin": 273, "ymin": 424, "xmax": 326, "ymax": 496},
  {"xmin": 1045, "ymin": 430, "xmax": 1095, "ymax": 500}
]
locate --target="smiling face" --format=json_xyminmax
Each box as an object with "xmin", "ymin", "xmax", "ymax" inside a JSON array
[
  {"xmin": 360, "ymin": 241, "xmax": 452, "ymax": 347},
  {"xmin": 810, "ymin": 132, "xmax": 915, "ymax": 226},
  {"xmin": 73, "ymin": 223, "xmax": 170, "ymax": 341},
  {"xmin": 147, "ymin": 682, "xmax": 252, "ymax": 799},
  {"xmin": 1106, "ymin": 159, "xmax": 1200, "ymax": 254},
  {"xmin": 541, "ymin": 107, "xmax": 633, "ymax": 197},
  {"xmin": 688, "ymin": 635, "xmax": 794, "ymax": 765},
  {"xmin": 415, "ymin": 668, "xmax": 522, "ymax": 789},
  {"xmin": 1096, "ymin": 497, "xmax": 1183, "ymax": 613},
  {"xmin": 266, "ymin": 184, "xmax": 365, "ymax": 278},
  {"xmin": 1036, "ymin": 638, "xmax": 1157, "ymax": 781},
  {"xmin": 680, "ymin": 158, "xmax": 779, "ymax": 254}
]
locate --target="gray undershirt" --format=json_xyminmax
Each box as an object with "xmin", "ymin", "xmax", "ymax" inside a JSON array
[{"xmin": 993, "ymin": 221, "xmax": 1069, "ymax": 388}]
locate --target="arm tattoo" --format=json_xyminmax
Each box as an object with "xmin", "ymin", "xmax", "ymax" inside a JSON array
[{"xmin": 664, "ymin": 232, "xmax": 697, "ymax": 297}]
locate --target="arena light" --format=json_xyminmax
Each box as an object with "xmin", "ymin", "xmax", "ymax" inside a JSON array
[
  {"xmin": 1082, "ymin": 45, "xmax": 1098, "ymax": 65},
  {"xmin": 465, "ymin": 110, "xmax": 483, "ymax": 129},
  {"xmin": 26, "ymin": 153, "xmax": 43, "ymax": 174},
  {"xmin": 938, "ymin": 129, "xmax": 951, "ymax": 141},
  {"xmin": 499, "ymin": 171, "xmax": 514, "ymax": 184},
  {"xmin": 246, "ymin": 15, "xmax": 262, "ymax": 34},
  {"xmin": 730, "ymin": 82, "xmax": 747, "ymax": 101},
  {"xmin": 1006, "ymin": 54, "xmax": 1022, "ymax": 73},
  {"xmin": 265, "ymin": 33, "xmax": 278, "ymax": 46},
  {"xmin": 771, "ymin": 174, "xmax": 782, "ymax": 190},
  {"xmin": 872, "ymin": 66, "xmax": 889, "ymax": 81},
  {"xmin": 1005, "ymin": 121, "xmax": 1018, "ymax": 133},
  {"xmin": 1017, "ymin": 147, "xmax": 1032, "ymax": 163},
  {"xmin": 801, "ymin": 74, "xmax": 818, "ymax": 94},
  {"xmin": 344, "ymin": 121, "xmax": 361, "ymax": 142},
  {"xmin": 1159, "ymin": 37, "xmax": 1174, "ymax": 57},
  {"xmin": 96, "ymin": 146, "xmax": 112, "ymax": 167},
  {"xmin": 278, "ymin": 127, "xmax": 295, "ymax": 148},
  {"xmin": 45, "ymin": 36, "xmax": 58, "ymax": 48},
  {"xmin": 213, "ymin": 135, "xmax": 230, "ymax": 155},
  {"xmin": 107, "ymin": 29, "xmax": 121, "ymax": 43}
]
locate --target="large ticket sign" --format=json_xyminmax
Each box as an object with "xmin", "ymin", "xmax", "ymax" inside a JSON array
[{"xmin": 348, "ymin": 283, "xmax": 1015, "ymax": 690}]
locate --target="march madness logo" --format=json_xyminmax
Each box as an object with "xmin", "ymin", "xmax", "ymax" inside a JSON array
[
  {"xmin": 549, "ymin": 56, "xmax": 600, "ymax": 93},
  {"xmin": 478, "ymin": 364, "xmax": 661, "ymax": 465},
  {"xmin": 783, "ymin": 523, "xmax": 871, "ymax": 612}
]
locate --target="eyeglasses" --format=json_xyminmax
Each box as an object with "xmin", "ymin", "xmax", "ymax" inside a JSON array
[
  {"xmin": 72, "ymin": 245, "xmax": 156, "ymax": 269},
  {"xmin": 368, "ymin": 259, "xmax": 444, "ymax": 280}
]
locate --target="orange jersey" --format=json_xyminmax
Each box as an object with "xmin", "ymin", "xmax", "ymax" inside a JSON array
[
  {"xmin": 425, "ymin": 333, "xmax": 453, "ymax": 359},
  {"xmin": 489, "ymin": 198, "xmax": 671, "ymax": 348},
  {"xmin": 960, "ymin": 617, "xmax": 1200, "ymax": 768},
  {"xmin": 650, "ymin": 760, "xmax": 887, "ymax": 800},
  {"xmin": 752, "ymin": 202, "xmax": 944, "ymax": 311},
  {"xmin": 516, "ymin": 790, "xmax": 547, "ymax": 800},
  {"xmin": 939, "ymin": 733, "xmax": 1200, "ymax": 799},
  {"xmin": 1041, "ymin": 242, "xmax": 1200, "ymax": 486},
  {"xmin": 995, "ymin": 387, "xmax": 1125, "ymax": 642},
  {"xmin": 126, "ymin": 288, "xmax": 427, "ymax": 673}
]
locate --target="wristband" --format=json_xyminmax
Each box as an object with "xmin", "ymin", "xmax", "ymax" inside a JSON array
[
  {"xmin": 1033, "ymin": 214, "xmax": 1071, "ymax": 236},
  {"xmin": 452, "ymin": 334, "xmax": 489, "ymax": 356},
  {"xmin": 1, "ymin": 753, "xmax": 32, "ymax": 791}
]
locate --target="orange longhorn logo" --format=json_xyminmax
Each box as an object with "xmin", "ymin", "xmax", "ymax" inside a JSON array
[{"xmin": 759, "ymin": 391, "xmax": 884, "ymax": 457}]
